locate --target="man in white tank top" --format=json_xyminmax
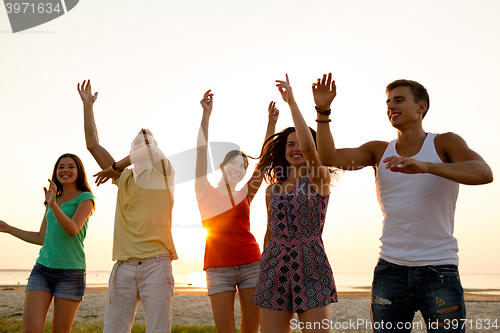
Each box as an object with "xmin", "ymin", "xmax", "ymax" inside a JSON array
[{"xmin": 312, "ymin": 73, "xmax": 493, "ymax": 332}]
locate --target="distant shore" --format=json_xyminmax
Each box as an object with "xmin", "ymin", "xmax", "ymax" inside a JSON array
[{"xmin": 1, "ymin": 285, "xmax": 499, "ymax": 332}]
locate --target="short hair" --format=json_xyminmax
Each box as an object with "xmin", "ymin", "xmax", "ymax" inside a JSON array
[
  {"xmin": 386, "ymin": 79, "xmax": 430, "ymax": 119},
  {"xmin": 132, "ymin": 128, "xmax": 157, "ymax": 148}
]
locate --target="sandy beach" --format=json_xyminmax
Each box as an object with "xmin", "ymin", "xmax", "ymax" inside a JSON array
[{"xmin": 1, "ymin": 285, "xmax": 499, "ymax": 332}]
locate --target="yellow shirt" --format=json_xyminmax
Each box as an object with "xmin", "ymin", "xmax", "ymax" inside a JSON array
[{"xmin": 112, "ymin": 165, "xmax": 178, "ymax": 261}]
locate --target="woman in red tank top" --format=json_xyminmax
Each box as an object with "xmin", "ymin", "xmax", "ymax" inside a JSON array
[{"xmin": 195, "ymin": 90, "xmax": 278, "ymax": 333}]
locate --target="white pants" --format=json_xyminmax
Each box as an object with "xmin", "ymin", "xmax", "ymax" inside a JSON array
[{"xmin": 103, "ymin": 254, "xmax": 174, "ymax": 333}]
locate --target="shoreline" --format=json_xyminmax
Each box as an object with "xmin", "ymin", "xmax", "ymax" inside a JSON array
[{"xmin": 1, "ymin": 284, "xmax": 499, "ymax": 302}]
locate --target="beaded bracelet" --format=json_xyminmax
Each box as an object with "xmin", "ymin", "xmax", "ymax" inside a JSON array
[{"xmin": 315, "ymin": 106, "xmax": 332, "ymax": 116}]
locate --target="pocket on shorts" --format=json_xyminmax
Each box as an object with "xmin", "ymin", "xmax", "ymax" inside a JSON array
[
  {"xmin": 427, "ymin": 265, "xmax": 459, "ymax": 278},
  {"xmin": 373, "ymin": 259, "xmax": 391, "ymax": 273},
  {"xmin": 65, "ymin": 269, "xmax": 85, "ymax": 278}
]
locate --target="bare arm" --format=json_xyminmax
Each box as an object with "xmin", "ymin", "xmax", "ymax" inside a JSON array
[
  {"xmin": 0, "ymin": 216, "xmax": 47, "ymax": 246},
  {"xmin": 262, "ymin": 185, "xmax": 274, "ymax": 250},
  {"xmin": 78, "ymin": 80, "xmax": 115, "ymax": 170},
  {"xmin": 384, "ymin": 132, "xmax": 494, "ymax": 185},
  {"xmin": 276, "ymin": 74, "xmax": 331, "ymax": 196},
  {"xmin": 313, "ymin": 73, "xmax": 386, "ymax": 170},
  {"xmin": 44, "ymin": 181, "xmax": 94, "ymax": 237},
  {"xmin": 246, "ymin": 101, "xmax": 279, "ymax": 203},
  {"xmin": 195, "ymin": 90, "xmax": 213, "ymax": 200}
]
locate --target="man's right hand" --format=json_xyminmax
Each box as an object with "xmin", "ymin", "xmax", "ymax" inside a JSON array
[
  {"xmin": 200, "ymin": 90, "xmax": 213, "ymax": 116},
  {"xmin": 312, "ymin": 73, "xmax": 336, "ymax": 111},
  {"xmin": 77, "ymin": 80, "xmax": 98, "ymax": 105}
]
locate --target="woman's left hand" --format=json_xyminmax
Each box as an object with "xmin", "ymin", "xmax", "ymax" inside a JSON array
[
  {"xmin": 43, "ymin": 179, "xmax": 57, "ymax": 206},
  {"xmin": 276, "ymin": 74, "xmax": 295, "ymax": 104},
  {"xmin": 268, "ymin": 101, "xmax": 279, "ymax": 123}
]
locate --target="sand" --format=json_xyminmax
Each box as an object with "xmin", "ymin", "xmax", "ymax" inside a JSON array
[{"xmin": 1, "ymin": 285, "xmax": 499, "ymax": 332}]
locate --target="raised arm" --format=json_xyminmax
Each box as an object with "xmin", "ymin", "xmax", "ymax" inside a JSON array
[
  {"xmin": 93, "ymin": 145, "xmax": 172, "ymax": 186},
  {"xmin": 313, "ymin": 73, "xmax": 386, "ymax": 170},
  {"xmin": 0, "ymin": 216, "xmax": 47, "ymax": 246},
  {"xmin": 383, "ymin": 132, "xmax": 493, "ymax": 185},
  {"xmin": 246, "ymin": 101, "xmax": 279, "ymax": 203},
  {"xmin": 276, "ymin": 74, "xmax": 331, "ymax": 196},
  {"xmin": 195, "ymin": 90, "xmax": 214, "ymax": 199},
  {"xmin": 44, "ymin": 181, "xmax": 94, "ymax": 237},
  {"xmin": 78, "ymin": 80, "xmax": 115, "ymax": 170}
]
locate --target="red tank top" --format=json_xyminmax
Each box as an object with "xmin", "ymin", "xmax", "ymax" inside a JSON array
[{"xmin": 197, "ymin": 185, "xmax": 261, "ymax": 270}]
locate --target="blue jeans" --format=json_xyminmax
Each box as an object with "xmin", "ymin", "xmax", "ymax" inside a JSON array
[
  {"xmin": 25, "ymin": 262, "xmax": 86, "ymax": 301},
  {"xmin": 371, "ymin": 259, "xmax": 465, "ymax": 333}
]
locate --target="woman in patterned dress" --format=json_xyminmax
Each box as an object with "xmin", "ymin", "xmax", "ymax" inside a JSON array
[{"xmin": 254, "ymin": 74, "xmax": 337, "ymax": 333}]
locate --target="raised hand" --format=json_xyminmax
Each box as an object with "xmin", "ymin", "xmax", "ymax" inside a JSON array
[
  {"xmin": 276, "ymin": 74, "xmax": 295, "ymax": 104},
  {"xmin": 383, "ymin": 156, "xmax": 429, "ymax": 174},
  {"xmin": 93, "ymin": 167, "xmax": 116, "ymax": 186},
  {"xmin": 43, "ymin": 179, "xmax": 57, "ymax": 206},
  {"xmin": 200, "ymin": 90, "xmax": 214, "ymax": 116},
  {"xmin": 77, "ymin": 80, "xmax": 98, "ymax": 105},
  {"xmin": 312, "ymin": 73, "xmax": 336, "ymax": 111},
  {"xmin": 268, "ymin": 101, "xmax": 279, "ymax": 124}
]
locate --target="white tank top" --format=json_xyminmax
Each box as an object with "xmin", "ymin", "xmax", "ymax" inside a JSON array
[{"xmin": 376, "ymin": 133, "xmax": 459, "ymax": 266}]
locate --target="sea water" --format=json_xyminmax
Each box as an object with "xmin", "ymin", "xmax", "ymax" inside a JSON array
[{"xmin": 1, "ymin": 270, "xmax": 499, "ymax": 295}]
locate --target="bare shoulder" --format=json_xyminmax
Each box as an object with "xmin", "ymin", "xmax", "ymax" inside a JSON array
[
  {"xmin": 434, "ymin": 132, "xmax": 481, "ymax": 163},
  {"xmin": 434, "ymin": 132, "xmax": 469, "ymax": 153},
  {"xmin": 434, "ymin": 132, "xmax": 466, "ymax": 145},
  {"xmin": 362, "ymin": 140, "xmax": 389, "ymax": 166}
]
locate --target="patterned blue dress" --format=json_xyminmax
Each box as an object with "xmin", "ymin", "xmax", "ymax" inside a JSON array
[{"xmin": 254, "ymin": 176, "xmax": 337, "ymax": 313}]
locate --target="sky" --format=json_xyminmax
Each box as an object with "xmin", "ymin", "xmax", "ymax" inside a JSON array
[{"xmin": 0, "ymin": 0, "xmax": 499, "ymax": 278}]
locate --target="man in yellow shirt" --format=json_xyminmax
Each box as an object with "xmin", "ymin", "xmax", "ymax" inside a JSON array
[{"xmin": 78, "ymin": 80, "xmax": 177, "ymax": 333}]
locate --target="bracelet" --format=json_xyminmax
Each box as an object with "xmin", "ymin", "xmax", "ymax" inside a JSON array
[
  {"xmin": 316, "ymin": 119, "xmax": 331, "ymax": 123},
  {"xmin": 315, "ymin": 106, "xmax": 331, "ymax": 116},
  {"xmin": 110, "ymin": 162, "xmax": 123, "ymax": 174}
]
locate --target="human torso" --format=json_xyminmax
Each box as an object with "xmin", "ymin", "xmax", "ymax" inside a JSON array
[
  {"xmin": 37, "ymin": 191, "xmax": 94, "ymax": 269},
  {"xmin": 376, "ymin": 133, "xmax": 460, "ymax": 266},
  {"xmin": 198, "ymin": 184, "xmax": 261, "ymax": 270},
  {"xmin": 112, "ymin": 167, "xmax": 177, "ymax": 261},
  {"xmin": 255, "ymin": 175, "xmax": 336, "ymax": 312}
]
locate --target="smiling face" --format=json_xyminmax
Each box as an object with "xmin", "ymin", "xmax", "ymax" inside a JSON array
[
  {"xmin": 285, "ymin": 132, "xmax": 305, "ymax": 167},
  {"xmin": 221, "ymin": 154, "xmax": 247, "ymax": 184},
  {"xmin": 56, "ymin": 156, "xmax": 78, "ymax": 185},
  {"xmin": 386, "ymin": 86, "xmax": 426, "ymax": 129}
]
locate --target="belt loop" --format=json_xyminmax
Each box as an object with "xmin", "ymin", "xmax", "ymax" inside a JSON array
[{"xmin": 156, "ymin": 255, "xmax": 160, "ymax": 262}]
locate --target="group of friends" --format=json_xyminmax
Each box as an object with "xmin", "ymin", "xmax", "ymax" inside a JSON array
[{"xmin": 0, "ymin": 73, "xmax": 493, "ymax": 333}]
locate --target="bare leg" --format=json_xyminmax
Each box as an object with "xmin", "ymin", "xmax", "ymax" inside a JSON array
[
  {"xmin": 23, "ymin": 290, "xmax": 53, "ymax": 333},
  {"xmin": 297, "ymin": 305, "xmax": 330, "ymax": 333},
  {"xmin": 260, "ymin": 307, "xmax": 294, "ymax": 333},
  {"xmin": 238, "ymin": 288, "xmax": 260, "ymax": 333},
  {"xmin": 51, "ymin": 297, "xmax": 81, "ymax": 333},
  {"xmin": 209, "ymin": 291, "xmax": 236, "ymax": 333}
]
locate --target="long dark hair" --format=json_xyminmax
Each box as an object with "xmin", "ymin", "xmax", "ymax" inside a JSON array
[
  {"xmin": 256, "ymin": 127, "xmax": 337, "ymax": 185},
  {"xmin": 51, "ymin": 153, "xmax": 92, "ymax": 195},
  {"xmin": 256, "ymin": 127, "xmax": 313, "ymax": 184}
]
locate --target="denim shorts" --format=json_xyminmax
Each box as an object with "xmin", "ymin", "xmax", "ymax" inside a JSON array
[
  {"xmin": 25, "ymin": 262, "xmax": 86, "ymax": 302},
  {"xmin": 206, "ymin": 261, "xmax": 260, "ymax": 296},
  {"xmin": 371, "ymin": 259, "xmax": 466, "ymax": 333}
]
